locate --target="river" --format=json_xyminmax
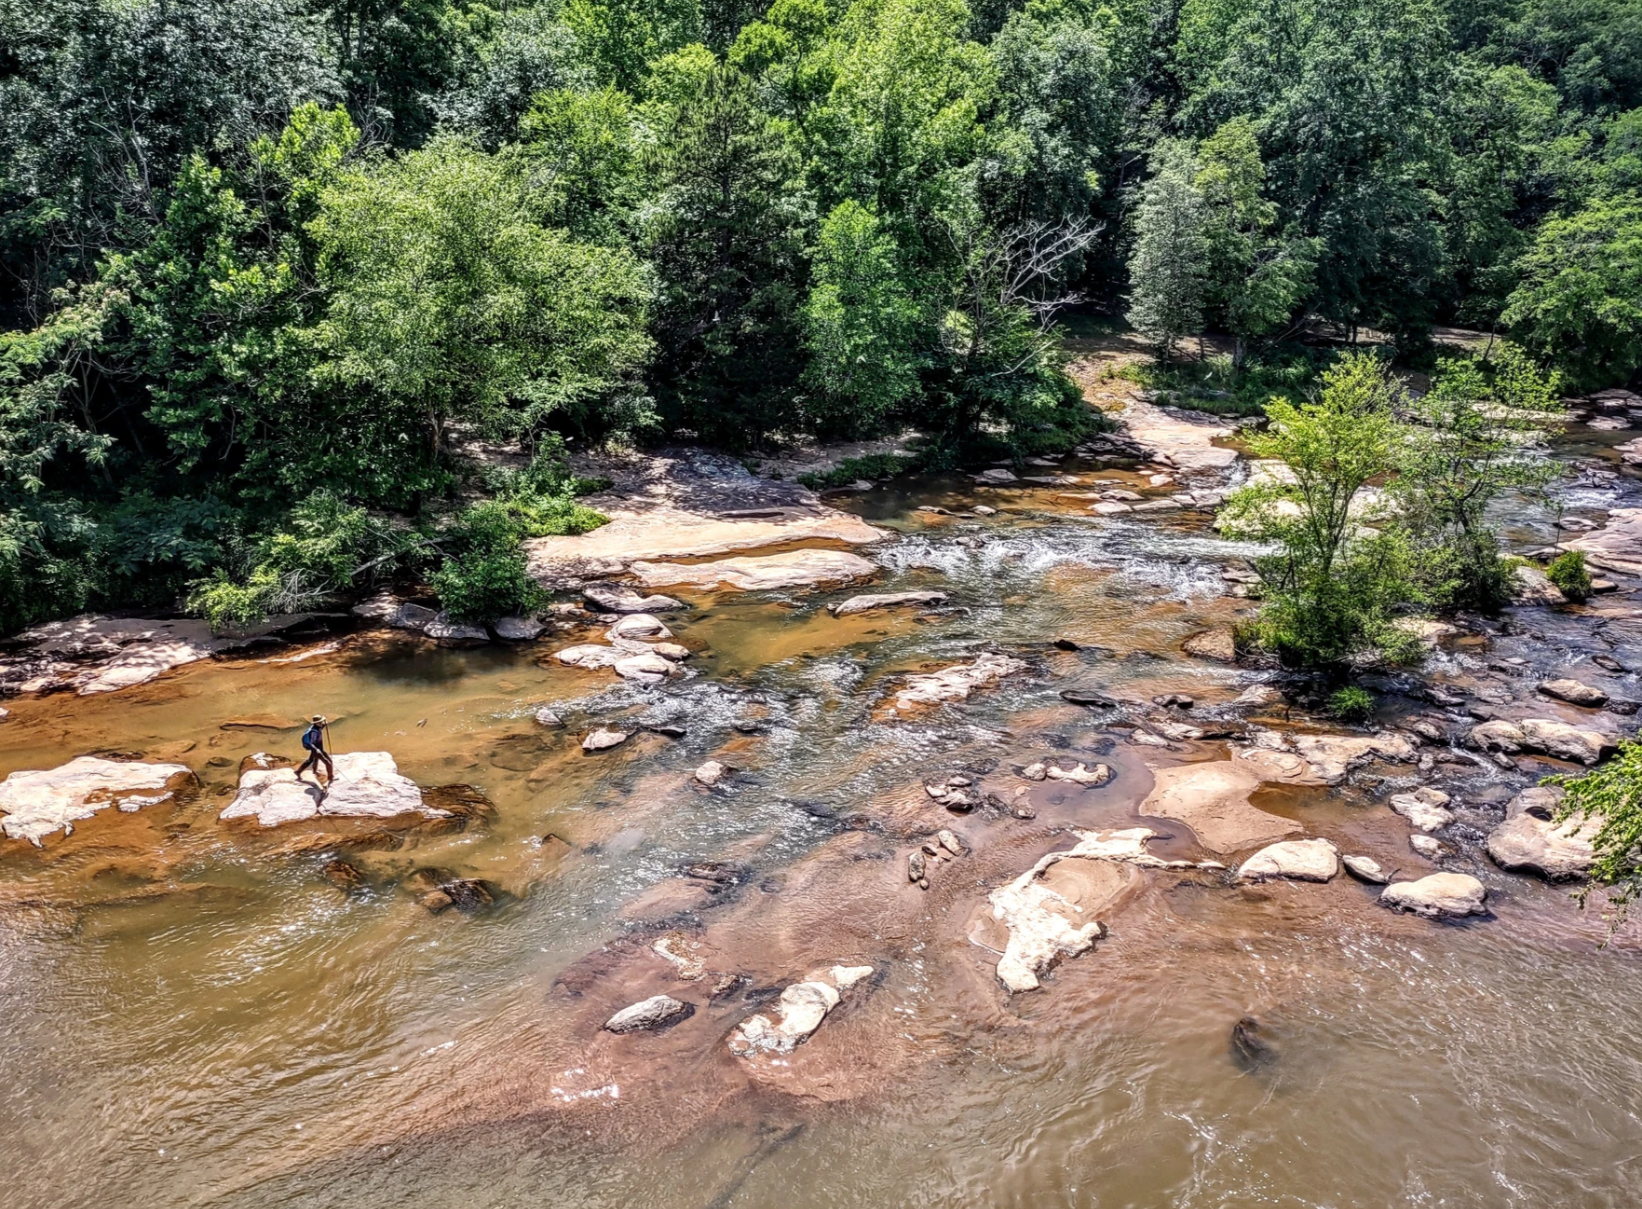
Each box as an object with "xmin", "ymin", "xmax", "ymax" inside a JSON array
[{"xmin": 2, "ymin": 451, "xmax": 1641, "ymax": 1209}]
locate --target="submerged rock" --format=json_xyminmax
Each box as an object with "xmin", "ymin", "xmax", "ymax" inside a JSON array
[
  {"xmin": 0, "ymin": 756, "xmax": 195, "ymax": 845},
  {"xmin": 1237, "ymin": 838, "xmax": 1340, "ymax": 883},
  {"xmin": 828, "ymin": 590, "xmax": 949, "ymax": 616},
  {"xmin": 219, "ymin": 752, "xmax": 447, "ymax": 828},
  {"xmin": 729, "ymin": 964, "xmax": 873, "ymax": 1056},
  {"xmin": 533, "ymin": 707, "xmax": 564, "ymax": 728},
  {"xmin": 890, "ymin": 652, "xmax": 1027, "ymax": 712},
  {"xmin": 605, "ymin": 994, "xmax": 694, "ymax": 1034},
  {"xmin": 420, "ymin": 878, "xmax": 496, "ymax": 913},
  {"xmin": 1136, "ymin": 761, "xmax": 1301, "ymax": 854},
  {"xmin": 1182, "ymin": 627, "xmax": 1234, "ymax": 666},
  {"xmin": 1380, "ymin": 872, "xmax": 1488, "ymax": 918},
  {"xmin": 1231, "ymin": 1016, "xmax": 1276, "ymax": 1069}
]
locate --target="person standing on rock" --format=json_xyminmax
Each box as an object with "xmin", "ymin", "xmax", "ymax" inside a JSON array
[{"xmin": 298, "ymin": 715, "xmax": 334, "ymax": 791}]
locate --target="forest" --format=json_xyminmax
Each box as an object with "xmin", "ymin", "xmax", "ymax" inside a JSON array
[{"xmin": 2, "ymin": 0, "xmax": 1640, "ymax": 631}]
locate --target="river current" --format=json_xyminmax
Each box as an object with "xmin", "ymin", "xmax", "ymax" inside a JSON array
[{"xmin": 2, "ymin": 461, "xmax": 1641, "ymax": 1209}]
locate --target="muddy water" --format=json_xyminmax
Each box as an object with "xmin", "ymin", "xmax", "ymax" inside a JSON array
[{"xmin": 4, "ymin": 463, "xmax": 1642, "ymax": 1209}]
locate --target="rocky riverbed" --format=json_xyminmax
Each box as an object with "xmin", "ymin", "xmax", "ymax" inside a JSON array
[{"xmin": 3, "ymin": 363, "xmax": 1642, "ymax": 1209}]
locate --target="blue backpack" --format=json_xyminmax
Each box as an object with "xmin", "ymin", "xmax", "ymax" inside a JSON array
[{"xmin": 302, "ymin": 726, "xmax": 320, "ymax": 751}]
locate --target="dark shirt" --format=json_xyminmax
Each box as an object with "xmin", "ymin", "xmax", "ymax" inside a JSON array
[{"xmin": 304, "ymin": 724, "xmax": 326, "ymax": 752}]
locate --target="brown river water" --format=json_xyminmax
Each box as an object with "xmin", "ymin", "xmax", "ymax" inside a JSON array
[{"xmin": 4, "ymin": 457, "xmax": 1642, "ymax": 1209}]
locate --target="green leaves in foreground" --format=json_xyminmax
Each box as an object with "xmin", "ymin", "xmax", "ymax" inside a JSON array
[{"xmin": 1551, "ymin": 742, "xmax": 1642, "ymax": 917}]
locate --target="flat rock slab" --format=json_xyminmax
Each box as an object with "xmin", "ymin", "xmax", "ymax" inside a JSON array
[
  {"xmin": 582, "ymin": 586, "xmax": 684, "ymax": 613},
  {"xmin": 1182, "ymin": 627, "xmax": 1237, "ymax": 662},
  {"xmin": 829, "ymin": 590, "xmax": 949, "ymax": 616},
  {"xmin": 1138, "ymin": 761, "xmax": 1301, "ymax": 854},
  {"xmin": 1380, "ymin": 872, "xmax": 1488, "ymax": 918},
  {"xmin": 1238, "ymin": 838, "xmax": 1340, "ymax": 883},
  {"xmin": 1560, "ymin": 508, "xmax": 1642, "ymax": 575},
  {"xmin": 1390, "ymin": 786, "xmax": 1455, "ymax": 833},
  {"xmin": 729, "ymin": 964, "xmax": 873, "ymax": 1056},
  {"xmin": 0, "ymin": 756, "xmax": 195, "ymax": 845},
  {"xmin": 985, "ymin": 828, "xmax": 1222, "ymax": 993},
  {"xmin": 891, "ymin": 652, "xmax": 1026, "ymax": 712},
  {"xmin": 219, "ymin": 752, "xmax": 445, "ymax": 828},
  {"xmin": 1119, "ymin": 398, "xmax": 1238, "ymax": 471},
  {"xmin": 524, "ymin": 448, "xmax": 885, "ymax": 584},
  {"xmin": 1289, "ymin": 733, "xmax": 1419, "ymax": 786},
  {"xmin": 1343, "ymin": 855, "xmax": 1390, "ymax": 884},
  {"xmin": 629, "ymin": 549, "xmax": 878, "ymax": 592}
]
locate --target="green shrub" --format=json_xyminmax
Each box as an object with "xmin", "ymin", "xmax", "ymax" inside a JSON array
[
  {"xmin": 1550, "ymin": 740, "xmax": 1642, "ymax": 919},
  {"xmin": 796, "ymin": 451, "xmax": 921, "ymax": 490},
  {"xmin": 1326, "ymin": 685, "xmax": 1375, "ymax": 722},
  {"xmin": 429, "ymin": 549, "xmax": 542, "ymax": 621},
  {"xmin": 1546, "ymin": 550, "xmax": 1592, "ymax": 602}
]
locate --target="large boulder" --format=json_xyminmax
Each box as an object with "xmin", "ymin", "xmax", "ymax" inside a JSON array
[
  {"xmin": 1538, "ymin": 679, "xmax": 1608, "ymax": 707},
  {"xmin": 607, "ymin": 613, "xmax": 672, "ymax": 641},
  {"xmin": 218, "ymin": 752, "xmax": 446, "ymax": 828},
  {"xmin": 1486, "ymin": 786, "xmax": 1597, "ymax": 880},
  {"xmin": 613, "ymin": 653, "xmax": 676, "ymax": 684},
  {"xmin": 829, "ymin": 590, "xmax": 949, "ymax": 616},
  {"xmin": 1380, "ymin": 872, "xmax": 1488, "ymax": 918},
  {"xmin": 629, "ymin": 549, "xmax": 879, "ymax": 592},
  {"xmin": 1519, "ymin": 718, "xmax": 1614, "ymax": 764},
  {"xmin": 493, "ymin": 615, "xmax": 546, "ymax": 641},
  {"xmin": 1468, "ymin": 718, "xmax": 1613, "ymax": 764},
  {"xmin": 1237, "ymin": 838, "xmax": 1340, "ymax": 883},
  {"xmin": 1138, "ymin": 761, "xmax": 1302, "ymax": 853},
  {"xmin": 890, "ymin": 652, "xmax": 1026, "ymax": 712},
  {"xmin": 0, "ymin": 756, "xmax": 195, "ymax": 845},
  {"xmin": 424, "ymin": 612, "xmax": 489, "ymax": 641}
]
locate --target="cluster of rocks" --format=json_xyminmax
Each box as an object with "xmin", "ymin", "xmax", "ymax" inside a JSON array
[
  {"xmin": 907, "ymin": 828, "xmax": 968, "ymax": 889},
  {"xmin": 555, "ymin": 613, "xmax": 691, "ymax": 686}
]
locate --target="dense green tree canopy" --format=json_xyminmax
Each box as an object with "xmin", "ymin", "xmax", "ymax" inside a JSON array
[{"xmin": 0, "ymin": 0, "xmax": 1639, "ymax": 631}]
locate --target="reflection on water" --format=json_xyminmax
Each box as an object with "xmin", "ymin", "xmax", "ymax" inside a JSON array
[{"xmin": 2, "ymin": 469, "xmax": 1642, "ymax": 1209}]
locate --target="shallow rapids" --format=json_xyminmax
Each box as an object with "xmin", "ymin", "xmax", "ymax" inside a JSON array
[{"xmin": 3, "ymin": 458, "xmax": 1642, "ymax": 1209}]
